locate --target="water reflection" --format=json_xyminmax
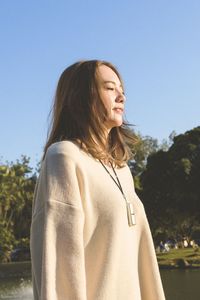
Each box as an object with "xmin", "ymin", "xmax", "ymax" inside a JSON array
[
  {"xmin": 161, "ymin": 269, "xmax": 200, "ymax": 300},
  {"xmin": 0, "ymin": 277, "xmax": 33, "ymax": 300},
  {"xmin": 0, "ymin": 269, "xmax": 200, "ymax": 300}
]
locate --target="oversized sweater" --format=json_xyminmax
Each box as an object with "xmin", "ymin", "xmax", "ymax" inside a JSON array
[{"xmin": 30, "ymin": 141, "xmax": 166, "ymax": 300}]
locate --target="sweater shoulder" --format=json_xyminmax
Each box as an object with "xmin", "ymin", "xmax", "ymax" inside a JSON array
[{"xmin": 46, "ymin": 140, "xmax": 81, "ymax": 162}]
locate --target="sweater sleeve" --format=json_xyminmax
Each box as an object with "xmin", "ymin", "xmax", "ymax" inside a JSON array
[
  {"xmin": 137, "ymin": 199, "xmax": 166, "ymax": 300},
  {"xmin": 31, "ymin": 148, "xmax": 86, "ymax": 300}
]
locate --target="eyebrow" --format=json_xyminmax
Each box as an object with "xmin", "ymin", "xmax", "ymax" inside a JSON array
[{"xmin": 103, "ymin": 80, "xmax": 122, "ymax": 87}]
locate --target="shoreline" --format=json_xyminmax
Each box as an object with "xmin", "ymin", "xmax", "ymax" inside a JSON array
[
  {"xmin": 0, "ymin": 261, "xmax": 31, "ymax": 279},
  {"xmin": 156, "ymin": 247, "xmax": 200, "ymax": 270},
  {"xmin": 159, "ymin": 264, "xmax": 200, "ymax": 270},
  {"xmin": 0, "ymin": 260, "xmax": 200, "ymax": 280}
]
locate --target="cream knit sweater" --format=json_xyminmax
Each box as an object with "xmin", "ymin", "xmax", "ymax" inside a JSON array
[{"xmin": 30, "ymin": 141, "xmax": 166, "ymax": 300}]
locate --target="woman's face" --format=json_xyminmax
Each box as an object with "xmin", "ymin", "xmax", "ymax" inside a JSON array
[{"xmin": 97, "ymin": 65, "xmax": 125, "ymax": 132}]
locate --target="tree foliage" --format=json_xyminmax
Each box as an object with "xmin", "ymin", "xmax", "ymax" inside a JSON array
[
  {"xmin": 0, "ymin": 156, "xmax": 37, "ymax": 260},
  {"xmin": 139, "ymin": 126, "xmax": 200, "ymax": 241},
  {"xmin": 129, "ymin": 131, "xmax": 175, "ymax": 176}
]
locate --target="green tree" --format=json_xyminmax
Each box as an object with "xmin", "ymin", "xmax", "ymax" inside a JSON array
[
  {"xmin": 140, "ymin": 126, "xmax": 200, "ymax": 241},
  {"xmin": 0, "ymin": 156, "xmax": 36, "ymax": 261},
  {"xmin": 129, "ymin": 131, "xmax": 174, "ymax": 190},
  {"xmin": 129, "ymin": 131, "xmax": 175, "ymax": 176}
]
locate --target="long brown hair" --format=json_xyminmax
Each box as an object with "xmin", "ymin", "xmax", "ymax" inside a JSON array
[{"xmin": 43, "ymin": 60, "xmax": 137, "ymax": 167}]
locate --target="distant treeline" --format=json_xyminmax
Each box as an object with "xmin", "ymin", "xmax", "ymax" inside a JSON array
[{"xmin": 0, "ymin": 126, "xmax": 200, "ymax": 262}]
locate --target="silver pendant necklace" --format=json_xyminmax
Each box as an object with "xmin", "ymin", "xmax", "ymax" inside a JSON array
[{"xmin": 99, "ymin": 160, "xmax": 136, "ymax": 226}]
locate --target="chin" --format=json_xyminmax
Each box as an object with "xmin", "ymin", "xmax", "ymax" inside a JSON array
[
  {"xmin": 115, "ymin": 118, "xmax": 123, "ymax": 127},
  {"xmin": 111, "ymin": 121, "xmax": 123, "ymax": 129},
  {"xmin": 106, "ymin": 118, "xmax": 123, "ymax": 130}
]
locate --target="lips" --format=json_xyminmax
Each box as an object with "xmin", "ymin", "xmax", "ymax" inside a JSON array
[{"xmin": 113, "ymin": 107, "xmax": 124, "ymax": 114}]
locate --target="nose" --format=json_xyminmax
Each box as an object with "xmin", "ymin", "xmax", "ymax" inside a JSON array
[{"xmin": 116, "ymin": 91, "xmax": 126, "ymax": 103}]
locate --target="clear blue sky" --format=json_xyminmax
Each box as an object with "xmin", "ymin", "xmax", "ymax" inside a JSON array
[{"xmin": 0, "ymin": 0, "xmax": 199, "ymax": 170}]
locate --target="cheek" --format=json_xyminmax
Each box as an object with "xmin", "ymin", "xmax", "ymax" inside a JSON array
[{"xmin": 101, "ymin": 97, "xmax": 113, "ymax": 111}]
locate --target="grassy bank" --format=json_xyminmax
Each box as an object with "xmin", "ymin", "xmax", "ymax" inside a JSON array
[
  {"xmin": 0, "ymin": 248, "xmax": 200, "ymax": 278},
  {"xmin": 157, "ymin": 247, "xmax": 200, "ymax": 269}
]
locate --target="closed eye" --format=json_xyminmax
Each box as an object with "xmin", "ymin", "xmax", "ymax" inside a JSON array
[{"xmin": 104, "ymin": 85, "xmax": 125, "ymax": 95}]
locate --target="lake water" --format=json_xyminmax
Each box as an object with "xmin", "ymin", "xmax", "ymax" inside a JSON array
[
  {"xmin": 161, "ymin": 268, "xmax": 200, "ymax": 300},
  {"xmin": 0, "ymin": 277, "xmax": 33, "ymax": 299},
  {"xmin": 0, "ymin": 268, "xmax": 200, "ymax": 299}
]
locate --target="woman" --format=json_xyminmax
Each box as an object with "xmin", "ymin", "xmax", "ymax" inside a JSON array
[{"xmin": 30, "ymin": 60, "xmax": 165, "ymax": 300}]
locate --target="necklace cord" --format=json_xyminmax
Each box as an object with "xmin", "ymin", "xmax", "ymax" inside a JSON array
[
  {"xmin": 99, "ymin": 160, "xmax": 136, "ymax": 226},
  {"xmin": 99, "ymin": 160, "xmax": 126, "ymax": 201}
]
